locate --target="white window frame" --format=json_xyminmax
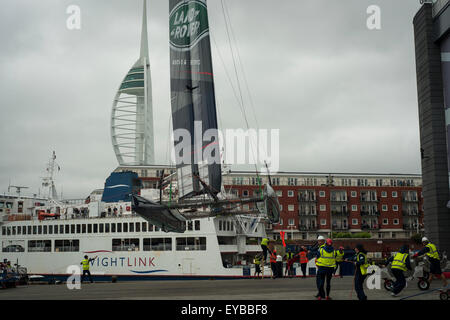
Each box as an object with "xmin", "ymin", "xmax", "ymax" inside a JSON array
[
  {"xmin": 351, "ymin": 191, "xmax": 357, "ymax": 198},
  {"xmin": 287, "ymin": 190, "xmax": 294, "ymax": 197},
  {"xmin": 288, "ymin": 219, "xmax": 295, "ymax": 226},
  {"xmin": 392, "ymin": 205, "xmax": 398, "ymax": 212},
  {"xmin": 383, "ymin": 219, "xmax": 389, "ymax": 225},
  {"xmin": 320, "ymin": 204, "xmax": 326, "ymax": 211},
  {"xmin": 392, "ymin": 191, "xmax": 398, "ymax": 198},
  {"xmin": 351, "ymin": 205, "xmax": 358, "ymax": 212},
  {"xmin": 382, "ymin": 204, "xmax": 388, "ymax": 212},
  {"xmin": 393, "ymin": 219, "xmax": 399, "ymax": 225},
  {"xmin": 352, "ymin": 219, "xmax": 358, "ymax": 225},
  {"xmin": 288, "ymin": 204, "xmax": 295, "ymax": 212},
  {"xmin": 320, "ymin": 219, "xmax": 327, "ymax": 226},
  {"xmin": 319, "ymin": 191, "xmax": 326, "ymax": 197},
  {"xmin": 381, "ymin": 191, "xmax": 387, "ymax": 198}
]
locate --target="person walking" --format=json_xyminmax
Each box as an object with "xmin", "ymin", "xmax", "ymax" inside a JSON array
[
  {"xmin": 270, "ymin": 248, "xmax": 277, "ymax": 279},
  {"xmin": 253, "ymin": 253, "xmax": 263, "ymax": 279},
  {"xmin": 299, "ymin": 246, "xmax": 309, "ymax": 278},
  {"xmin": 334, "ymin": 246, "xmax": 345, "ymax": 278},
  {"xmin": 385, "ymin": 244, "xmax": 412, "ymax": 297},
  {"xmin": 413, "ymin": 237, "xmax": 448, "ymax": 288},
  {"xmin": 315, "ymin": 238, "xmax": 336, "ymax": 300},
  {"xmin": 349, "ymin": 244, "xmax": 370, "ymax": 300},
  {"xmin": 284, "ymin": 248, "xmax": 294, "ymax": 277},
  {"xmin": 80, "ymin": 255, "xmax": 97, "ymax": 283}
]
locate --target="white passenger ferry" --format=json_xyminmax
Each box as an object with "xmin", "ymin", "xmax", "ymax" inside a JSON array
[{"xmin": 0, "ymin": 192, "xmax": 277, "ymax": 281}]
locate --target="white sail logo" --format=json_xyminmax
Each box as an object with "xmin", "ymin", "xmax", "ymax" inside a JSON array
[{"xmin": 169, "ymin": 0, "xmax": 209, "ymax": 51}]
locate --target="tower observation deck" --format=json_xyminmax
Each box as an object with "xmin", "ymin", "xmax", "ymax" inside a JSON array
[{"xmin": 111, "ymin": 0, "xmax": 155, "ymax": 165}]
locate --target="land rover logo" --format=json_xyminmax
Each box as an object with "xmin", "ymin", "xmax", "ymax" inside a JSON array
[{"xmin": 170, "ymin": 0, "xmax": 209, "ymax": 51}]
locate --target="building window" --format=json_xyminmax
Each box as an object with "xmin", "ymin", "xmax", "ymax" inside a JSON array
[
  {"xmin": 383, "ymin": 219, "xmax": 389, "ymax": 225},
  {"xmin": 392, "ymin": 191, "xmax": 398, "ymax": 198},
  {"xmin": 320, "ymin": 205, "xmax": 326, "ymax": 211},
  {"xmin": 319, "ymin": 191, "xmax": 326, "ymax": 197},
  {"xmin": 393, "ymin": 219, "xmax": 399, "ymax": 225},
  {"xmin": 352, "ymin": 205, "xmax": 357, "ymax": 212},
  {"xmin": 392, "ymin": 205, "xmax": 398, "ymax": 211},
  {"xmin": 351, "ymin": 191, "xmax": 357, "ymax": 198},
  {"xmin": 320, "ymin": 219, "xmax": 327, "ymax": 226},
  {"xmin": 276, "ymin": 190, "xmax": 282, "ymax": 197},
  {"xmin": 288, "ymin": 219, "xmax": 295, "ymax": 226},
  {"xmin": 176, "ymin": 237, "xmax": 206, "ymax": 251},
  {"xmin": 382, "ymin": 204, "xmax": 388, "ymax": 212},
  {"xmin": 381, "ymin": 191, "xmax": 387, "ymax": 198},
  {"xmin": 288, "ymin": 205, "xmax": 295, "ymax": 212},
  {"xmin": 242, "ymin": 190, "xmax": 249, "ymax": 197},
  {"xmin": 288, "ymin": 190, "xmax": 294, "ymax": 197},
  {"xmin": 143, "ymin": 238, "xmax": 172, "ymax": 251},
  {"xmin": 352, "ymin": 219, "xmax": 358, "ymax": 225},
  {"xmin": 55, "ymin": 240, "xmax": 79, "ymax": 252},
  {"xmin": 112, "ymin": 238, "xmax": 139, "ymax": 251}
]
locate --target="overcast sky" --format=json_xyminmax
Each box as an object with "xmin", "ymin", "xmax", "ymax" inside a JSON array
[{"xmin": 0, "ymin": 0, "xmax": 423, "ymax": 198}]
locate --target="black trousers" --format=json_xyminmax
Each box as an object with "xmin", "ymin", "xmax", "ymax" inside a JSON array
[
  {"xmin": 354, "ymin": 271, "xmax": 367, "ymax": 300},
  {"xmin": 261, "ymin": 245, "xmax": 268, "ymax": 261},
  {"xmin": 81, "ymin": 270, "xmax": 93, "ymax": 283},
  {"xmin": 300, "ymin": 263, "xmax": 307, "ymax": 277},
  {"xmin": 316, "ymin": 267, "xmax": 333, "ymax": 298},
  {"xmin": 392, "ymin": 268, "xmax": 406, "ymax": 294}
]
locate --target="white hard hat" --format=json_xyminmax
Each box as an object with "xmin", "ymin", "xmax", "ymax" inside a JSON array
[
  {"xmin": 422, "ymin": 237, "xmax": 429, "ymax": 242},
  {"xmin": 317, "ymin": 236, "xmax": 325, "ymax": 241}
]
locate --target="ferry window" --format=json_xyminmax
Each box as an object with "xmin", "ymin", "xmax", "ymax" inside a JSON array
[
  {"xmin": 17, "ymin": 226, "xmax": 21, "ymax": 235},
  {"xmin": 148, "ymin": 224, "xmax": 153, "ymax": 232},
  {"xmin": 176, "ymin": 237, "xmax": 206, "ymax": 251},
  {"xmin": 0, "ymin": 201, "xmax": 3, "ymax": 209},
  {"xmin": 28, "ymin": 240, "xmax": 51, "ymax": 252},
  {"xmin": 195, "ymin": 220, "xmax": 200, "ymax": 231},
  {"xmin": 181, "ymin": 221, "xmax": 186, "ymax": 231},
  {"xmin": 117, "ymin": 223, "xmax": 122, "ymax": 232},
  {"xmin": 93, "ymin": 224, "xmax": 98, "ymax": 233},
  {"xmin": 105, "ymin": 223, "xmax": 110, "ymax": 233},
  {"xmin": 142, "ymin": 222, "xmax": 147, "ymax": 232},
  {"xmin": 43, "ymin": 226, "xmax": 47, "ymax": 235},
  {"xmin": 136, "ymin": 223, "xmax": 140, "ymax": 232},
  {"xmin": 71, "ymin": 225, "xmax": 75, "ymax": 234},
  {"xmin": 55, "ymin": 240, "xmax": 79, "ymax": 252},
  {"xmin": 88, "ymin": 224, "xmax": 92, "ymax": 233},
  {"xmin": 2, "ymin": 241, "xmax": 25, "ymax": 252},
  {"xmin": 58, "ymin": 225, "xmax": 63, "ymax": 234},
  {"xmin": 33, "ymin": 226, "xmax": 37, "ymax": 235},
  {"xmin": 2, "ymin": 227, "xmax": 5, "ymax": 236},
  {"xmin": 28, "ymin": 226, "xmax": 32, "ymax": 235},
  {"xmin": 111, "ymin": 223, "xmax": 116, "ymax": 233},
  {"xmin": 65, "ymin": 225, "xmax": 69, "ymax": 234},
  {"xmin": 82, "ymin": 224, "xmax": 86, "ymax": 234},
  {"xmin": 219, "ymin": 220, "xmax": 222, "ymax": 231},
  {"xmin": 48, "ymin": 226, "xmax": 52, "ymax": 235},
  {"xmin": 18, "ymin": 201, "xmax": 23, "ymax": 213},
  {"xmin": 112, "ymin": 238, "xmax": 139, "ymax": 251},
  {"xmin": 155, "ymin": 226, "xmax": 160, "ymax": 232},
  {"xmin": 123, "ymin": 223, "xmax": 128, "ymax": 233},
  {"xmin": 129, "ymin": 223, "xmax": 134, "ymax": 232},
  {"xmin": 188, "ymin": 221, "xmax": 193, "ymax": 231},
  {"xmin": 143, "ymin": 238, "xmax": 172, "ymax": 251},
  {"xmin": 76, "ymin": 224, "xmax": 81, "ymax": 233},
  {"xmin": 99, "ymin": 224, "xmax": 104, "ymax": 233},
  {"xmin": 7, "ymin": 227, "xmax": 11, "ymax": 236},
  {"xmin": 37, "ymin": 226, "xmax": 42, "ymax": 234},
  {"xmin": 12, "ymin": 227, "xmax": 16, "ymax": 235},
  {"xmin": 22, "ymin": 226, "xmax": 26, "ymax": 235}
]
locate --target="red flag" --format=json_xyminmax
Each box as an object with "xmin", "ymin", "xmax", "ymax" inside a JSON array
[{"xmin": 280, "ymin": 231, "xmax": 286, "ymax": 247}]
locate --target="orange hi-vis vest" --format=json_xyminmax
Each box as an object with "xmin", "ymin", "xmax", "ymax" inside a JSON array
[
  {"xmin": 270, "ymin": 251, "xmax": 277, "ymax": 263},
  {"xmin": 299, "ymin": 251, "xmax": 308, "ymax": 264}
]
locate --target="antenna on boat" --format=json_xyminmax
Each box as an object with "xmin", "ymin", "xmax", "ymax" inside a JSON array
[{"xmin": 9, "ymin": 186, "xmax": 29, "ymax": 197}]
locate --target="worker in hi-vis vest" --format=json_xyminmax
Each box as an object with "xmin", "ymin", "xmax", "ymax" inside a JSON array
[
  {"xmin": 80, "ymin": 255, "xmax": 97, "ymax": 283},
  {"xmin": 315, "ymin": 238, "xmax": 336, "ymax": 300},
  {"xmin": 334, "ymin": 246, "xmax": 345, "ymax": 278},
  {"xmin": 413, "ymin": 237, "xmax": 448, "ymax": 288},
  {"xmin": 385, "ymin": 244, "xmax": 412, "ymax": 297},
  {"xmin": 349, "ymin": 244, "xmax": 370, "ymax": 301}
]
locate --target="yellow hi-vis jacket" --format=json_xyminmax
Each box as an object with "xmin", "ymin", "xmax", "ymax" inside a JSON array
[
  {"xmin": 335, "ymin": 250, "xmax": 344, "ymax": 262},
  {"xmin": 81, "ymin": 259, "xmax": 90, "ymax": 271},
  {"xmin": 316, "ymin": 247, "xmax": 336, "ymax": 268},
  {"xmin": 426, "ymin": 243, "xmax": 440, "ymax": 260},
  {"xmin": 261, "ymin": 238, "xmax": 269, "ymax": 246},
  {"xmin": 357, "ymin": 252, "xmax": 370, "ymax": 275},
  {"xmin": 391, "ymin": 252, "xmax": 408, "ymax": 272}
]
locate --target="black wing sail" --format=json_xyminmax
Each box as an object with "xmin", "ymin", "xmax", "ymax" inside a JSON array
[{"xmin": 169, "ymin": 0, "xmax": 221, "ymax": 200}]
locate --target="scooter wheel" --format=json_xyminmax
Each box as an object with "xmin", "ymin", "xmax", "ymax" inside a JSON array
[
  {"xmin": 439, "ymin": 292, "xmax": 448, "ymax": 301},
  {"xmin": 418, "ymin": 279, "xmax": 430, "ymax": 291},
  {"xmin": 384, "ymin": 280, "xmax": 394, "ymax": 291}
]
